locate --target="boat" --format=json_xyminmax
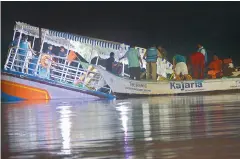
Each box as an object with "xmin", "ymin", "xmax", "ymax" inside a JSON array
[
  {"xmin": 96, "ymin": 66, "xmax": 240, "ymax": 97},
  {"xmin": 3, "ymin": 22, "xmax": 144, "ymax": 101}
]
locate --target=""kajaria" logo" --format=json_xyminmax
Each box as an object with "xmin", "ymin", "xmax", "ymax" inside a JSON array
[{"xmin": 170, "ymin": 81, "xmax": 203, "ymax": 91}]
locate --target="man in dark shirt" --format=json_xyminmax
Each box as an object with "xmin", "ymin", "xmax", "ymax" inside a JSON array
[
  {"xmin": 58, "ymin": 46, "xmax": 67, "ymax": 64},
  {"xmin": 106, "ymin": 52, "xmax": 115, "ymax": 72},
  {"xmin": 46, "ymin": 45, "xmax": 53, "ymax": 54}
]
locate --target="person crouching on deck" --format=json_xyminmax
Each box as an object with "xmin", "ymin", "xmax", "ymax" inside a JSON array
[
  {"xmin": 173, "ymin": 54, "xmax": 189, "ymax": 80},
  {"xmin": 222, "ymin": 57, "xmax": 235, "ymax": 77},
  {"xmin": 119, "ymin": 45, "xmax": 143, "ymax": 80},
  {"xmin": 208, "ymin": 55, "xmax": 223, "ymax": 79},
  {"xmin": 189, "ymin": 52, "xmax": 205, "ymax": 79},
  {"xmin": 143, "ymin": 45, "xmax": 162, "ymax": 81},
  {"xmin": 106, "ymin": 52, "xmax": 115, "ymax": 73}
]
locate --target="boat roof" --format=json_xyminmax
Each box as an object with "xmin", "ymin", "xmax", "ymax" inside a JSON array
[
  {"xmin": 14, "ymin": 21, "xmax": 173, "ymax": 67},
  {"xmin": 14, "ymin": 21, "xmax": 145, "ymax": 52}
]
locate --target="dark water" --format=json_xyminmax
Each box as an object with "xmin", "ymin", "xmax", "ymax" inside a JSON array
[{"xmin": 2, "ymin": 94, "xmax": 240, "ymax": 159}]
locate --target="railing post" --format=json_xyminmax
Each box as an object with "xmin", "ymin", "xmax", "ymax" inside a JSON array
[
  {"xmin": 61, "ymin": 44, "xmax": 70, "ymax": 82},
  {"xmin": 96, "ymin": 56, "xmax": 99, "ymax": 65},
  {"xmin": 122, "ymin": 60, "xmax": 125, "ymax": 77},
  {"xmin": 34, "ymin": 30, "xmax": 46, "ymax": 75},
  {"xmin": 4, "ymin": 48, "xmax": 13, "ymax": 70},
  {"xmin": 32, "ymin": 36, "xmax": 36, "ymax": 49},
  {"xmin": 5, "ymin": 28, "xmax": 17, "ymax": 69},
  {"xmin": 12, "ymin": 29, "xmax": 16, "ymax": 41},
  {"xmin": 74, "ymin": 61, "xmax": 81, "ymax": 81},
  {"xmin": 10, "ymin": 26, "xmax": 23, "ymax": 70}
]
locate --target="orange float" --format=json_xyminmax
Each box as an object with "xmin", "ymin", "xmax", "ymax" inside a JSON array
[{"xmin": 40, "ymin": 54, "xmax": 52, "ymax": 68}]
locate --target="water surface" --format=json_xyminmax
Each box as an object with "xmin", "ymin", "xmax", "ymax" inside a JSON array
[{"xmin": 2, "ymin": 94, "xmax": 240, "ymax": 159}]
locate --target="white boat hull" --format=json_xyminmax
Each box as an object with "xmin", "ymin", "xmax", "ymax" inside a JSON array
[{"xmin": 96, "ymin": 66, "xmax": 240, "ymax": 96}]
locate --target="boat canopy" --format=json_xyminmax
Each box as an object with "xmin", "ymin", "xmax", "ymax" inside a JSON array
[{"xmin": 14, "ymin": 21, "xmax": 173, "ymax": 68}]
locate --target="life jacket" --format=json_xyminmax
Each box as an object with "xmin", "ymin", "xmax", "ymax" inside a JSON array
[
  {"xmin": 173, "ymin": 54, "xmax": 186, "ymax": 64},
  {"xmin": 146, "ymin": 47, "xmax": 158, "ymax": 62},
  {"xmin": 208, "ymin": 59, "xmax": 222, "ymax": 71},
  {"xmin": 67, "ymin": 50, "xmax": 77, "ymax": 62},
  {"xmin": 19, "ymin": 41, "xmax": 28, "ymax": 54}
]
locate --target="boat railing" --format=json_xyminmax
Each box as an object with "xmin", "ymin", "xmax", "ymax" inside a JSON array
[{"xmin": 4, "ymin": 46, "xmax": 112, "ymax": 94}]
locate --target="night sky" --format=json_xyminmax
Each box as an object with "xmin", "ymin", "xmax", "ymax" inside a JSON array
[{"xmin": 2, "ymin": 1, "xmax": 240, "ymax": 67}]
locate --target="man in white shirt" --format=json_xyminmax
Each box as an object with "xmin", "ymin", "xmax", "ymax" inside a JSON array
[{"xmin": 197, "ymin": 44, "xmax": 207, "ymax": 64}]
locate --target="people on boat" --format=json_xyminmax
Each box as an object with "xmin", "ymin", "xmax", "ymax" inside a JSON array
[
  {"xmin": 67, "ymin": 50, "xmax": 77, "ymax": 65},
  {"xmin": 9, "ymin": 35, "xmax": 20, "ymax": 50},
  {"xmin": 156, "ymin": 57, "xmax": 168, "ymax": 80},
  {"xmin": 46, "ymin": 45, "xmax": 53, "ymax": 55},
  {"xmin": 119, "ymin": 45, "xmax": 143, "ymax": 80},
  {"xmin": 173, "ymin": 54, "xmax": 190, "ymax": 80},
  {"xmin": 189, "ymin": 52, "xmax": 205, "ymax": 79},
  {"xmin": 207, "ymin": 55, "xmax": 223, "ymax": 79},
  {"xmin": 58, "ymin": 46, "xmax": 67, "ymax": 64},
  {"xmin": 197, "ymin": 44, "xmax": 208, "ymax": 63},
  {"xmin": 106, "ymin": 52, "xmax": 115, "ymax": 72},
  {"xmin": 222, "ymin": 56, "xmax": 235, "ymax": 77},
  {"xmin": 18, "ymin": 35, "xmax": 32, "ymax": 73},
  {"xmin": 143, "ymin": 45, "xmax": 162, "ymax": 81},
  {"xmin": 157, "ymin": 45, "xmax": 168, "ymax": 60},
  {"xmin": 25, "ymin": 41, "xmax": 35, "ymax": 74}
]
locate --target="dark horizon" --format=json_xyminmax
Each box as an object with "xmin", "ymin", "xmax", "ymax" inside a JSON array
[{"xmin": 2, "ymin": 1, "xmax": 240, "ymax": 66}]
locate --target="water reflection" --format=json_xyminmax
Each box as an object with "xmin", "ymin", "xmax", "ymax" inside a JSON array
[
  {"xmin": 57, "ymin": 105, "xmax": 72, "ymax": 155},
  {"xmin": 2, "ymin": 94, "xmax": 240, "ymax": 158}
]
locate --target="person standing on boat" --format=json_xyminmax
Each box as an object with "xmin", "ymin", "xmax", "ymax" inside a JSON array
[
  {"xmin": 106, "ymin": 52, "xmax": 115, "ymax": 72},
  {"xmin": 119, "ymin": 45, "xmax": 143, "ymax": 80},
  {"xmin": 18, "ymin": 35, "xmax": 32, "ymax": 73},
  {"xmin": 173, "ymin": 54, "xmax": 189, "ymax": 80},
  {"xmin": 197, "ymin": 44, "xmax": 208, "ymax": 77},
  {"xmin": 189, "ymin": 52, "xmax": 205, "ymax": 79},
  {"xmin": 143, "ymin": 45, "xmax": 162, "ymax": 81},
  {"xmin": 197, "ymin": 44, "xmax": 207, "ymax": 63},
  {"xmin": 157, "ymin": 46, "xmax": 167, "ymax": 60}
]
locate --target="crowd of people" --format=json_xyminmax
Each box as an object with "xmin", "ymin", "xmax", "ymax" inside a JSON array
[
  {"xmin": 8, "ymin": 35, "xmax": 81, "ymax": 79},
  {"xmin": 105, "ymin": 44, "xmax": 236, "ymax": 81},
  {"xmin": 8, "ymin": 35, "xmax": 236, "ymax": 82}
]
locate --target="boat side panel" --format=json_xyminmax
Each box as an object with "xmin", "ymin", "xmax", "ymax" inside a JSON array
[
  {"xmin": 2, "ymin": 80, "xmax": 50, "ymax": 100},
  {"xmin": 1, "ymin": 74, "xmax": 100, "ymax": 100},
  {"xmin": 2, "ymin": 70, "xmax": 115, "ymax": 99},
  {"xmin": 97, "ymin": 66, "xmax": 240, "ymax": 95}
]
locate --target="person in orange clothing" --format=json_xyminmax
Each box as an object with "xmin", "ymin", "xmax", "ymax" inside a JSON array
[
  {"xmin": 208, "ymin": 55, "xmax": 223, "ymax": 79},
  {"xmin": 67, "ymin": 50, "xmax": 77, "ymax": 65},
  {"xmin": 189, "ymin": 52, "xmax": 205, "ymax": 79}
]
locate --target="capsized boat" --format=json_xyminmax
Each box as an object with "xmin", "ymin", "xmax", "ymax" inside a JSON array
[
  {"xmin": 3, "ymin": 22, "xmax": 137, "ymax": 101},
  {"xmin": 96, "ymin": 66, "xmax": 240, "ymax": 97}
]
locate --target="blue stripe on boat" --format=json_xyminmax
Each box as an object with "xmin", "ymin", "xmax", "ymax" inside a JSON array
[{"xmin": 1, "ymin": 91, "xmax": 24, "ymax": 102}]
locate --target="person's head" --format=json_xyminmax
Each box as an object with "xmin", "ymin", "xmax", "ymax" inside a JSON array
[
  {"xmin": 110, "ymin": 52, "xmax": 114, "ymax": 58},
  {"xmin": 151, "ymin": 44, "xmax": 157, "ymax": 48},
  {"xmin": 48, "ymin": 45, "xmax": 53, "ymax": 50},
  {"xmin": 22, "ymin": 35, "xmax": 28, "ymax": 41},
  {"xmin": 60, "ymin": 46, "xmax": 65, "ymax": 52},
  {"xmin": 213, "ymin": 55, "xmax": 218, "ymax": 61},
  {"xmin": 197, "ymin": 44, "xmax": 202, "ymax": 48},
  {"xmin": 129, "ymin": 44, "xmax": 136, "ymax": 48},
  {"xmin": 15, "ymin": 35, "xmax": 20, "ymax": 40}
]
